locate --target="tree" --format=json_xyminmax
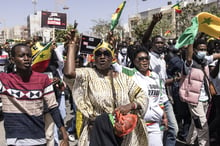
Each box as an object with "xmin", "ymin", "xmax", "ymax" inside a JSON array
[
  {"xmin": 132, "ymin": 1, "xmax": 220, "ymax": 41},
  {"xmin": 90, "ymin": 19, "xmax": 125, "ymax": 41},
  {"xmin": 132, "ymin": 13, "xmax": 173, "ymax": 41},
  {"xmin": 55, "ymin": 24, "xmax": 75, "ymax": 42},
  {"xmin": 91, "ymin": 19, "xmax": 110, "ymax": 39},
  {"xmin": 175, "ymin": 1, "xmax": 220, "ymax": 37},
  {"xmin": 175, "ymin": 2, "xmax": 205, "ymax": 37},
  {"xmin": 206, "ymin": 4, "xmax": 220, "ymax": 17}
]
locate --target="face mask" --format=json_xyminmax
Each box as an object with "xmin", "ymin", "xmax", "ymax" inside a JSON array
[
  {"xmin": 121, "ymin": 48, "xmax": 127, "ymax": 55},
  {"xmin": 196, "ymin": 51, "xmax": 207, "ymax": 59}
]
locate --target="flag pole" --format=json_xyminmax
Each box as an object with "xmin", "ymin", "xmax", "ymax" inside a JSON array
[
  {"xmin": 52, "ymin": 26, "xmax": 55, "ymax": 40},
  {"xmin": 175, "ymin": 11, "xmax": 177, "ymax": 38}
]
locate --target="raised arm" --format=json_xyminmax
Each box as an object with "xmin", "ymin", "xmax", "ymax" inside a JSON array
[
  {"xmin": 142, "ymin": 12, "xmax": 163, "ymax": 45},
  {"xmin": 212, "ymin": 53, "xmax": 220, "ymax": 60},
  {"xmin": 63, "ymin": 30, "xmax": 79, "ymax": 79},
  {"xmin": 186, "ymin": 44, "xmax": 194, "ymax": 66}
]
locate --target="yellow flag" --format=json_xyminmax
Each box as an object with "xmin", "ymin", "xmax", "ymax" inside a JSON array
[
  {"xmin": 197, "ymin": 12, "xmax": 220, "ymax": 39},
  {"xmin": 175, "ymin": 12, "xmax": 220, "ymax": 49},
  {"xmin": 31, "ymin": 42, "xmax": 44, "ymax": 57},
  {"xmin": 32, "ymin": 42, "xmax": 52, "ymax": 72}
]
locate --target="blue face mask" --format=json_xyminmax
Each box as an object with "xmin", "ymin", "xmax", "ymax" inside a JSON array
[{"xmin": 196, "ymin": 51, "xmax": 207, "ymax": 59}]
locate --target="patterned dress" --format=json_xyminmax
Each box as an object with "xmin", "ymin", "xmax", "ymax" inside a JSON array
[{"xmin": 70, "ymin": 67, "xmax": 149, "ymax": 146}]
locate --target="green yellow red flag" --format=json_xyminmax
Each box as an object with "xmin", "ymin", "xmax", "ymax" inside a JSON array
[
  {"xmin": 110, "ymin": 1, "xmax": 126, "ymax": 31},
  {"xmin": 31, "ymin": 42, "xmax": 44, "ymax": 57},
  {"xmin": 164, "ymin": 30, "xmax": 171, "ymax": 36},
  {"xmin": 175, "ymin": 12, "xmax": 220, "ymax": 49},
  {"xmin": 32, "ymin": 42, "xmax": 52, "ymax": 72},
  {"xmin": 172, "ymin": 2, "xmax": 182, "ymax": 14}
]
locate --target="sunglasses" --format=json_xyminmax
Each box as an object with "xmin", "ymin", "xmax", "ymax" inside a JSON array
[
  {"xmin": 137, "ymin": 56, "xmax": 150, "ymax": 61},
  {"xmin": 95, "ymin": 50, "xmax": 112, "ymax": 57}
]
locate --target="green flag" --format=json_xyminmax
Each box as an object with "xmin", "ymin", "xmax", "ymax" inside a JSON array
[{"xmin": 175, "ymin": 17, "xmax": 198, "ymax": 49}]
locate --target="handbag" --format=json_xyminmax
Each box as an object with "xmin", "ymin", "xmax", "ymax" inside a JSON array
[
  {"xmin": 203, "ymin": 69, "xmax": 217, "ymax": 97},
  {"xmin": 113, "ymin": 111, "xmax": 137, "ymax": 137}
]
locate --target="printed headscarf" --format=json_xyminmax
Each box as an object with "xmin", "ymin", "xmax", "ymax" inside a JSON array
[{"xmin": 93, "ymin": 40, "xmax": 114, "ymax": 57}]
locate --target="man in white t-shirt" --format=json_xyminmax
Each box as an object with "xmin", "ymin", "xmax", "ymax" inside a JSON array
[{"xmin": 149, "ymin": 35, "xmax": 179, "ymax": 146}]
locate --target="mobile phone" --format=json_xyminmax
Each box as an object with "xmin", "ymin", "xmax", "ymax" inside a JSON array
[
  {"xmin": 193, "ymin": 116, "xmax": 202, "ymax": 129},
  {"xmin": 73, "ymin": 20, "xmax": 78, "ymax": 29}
]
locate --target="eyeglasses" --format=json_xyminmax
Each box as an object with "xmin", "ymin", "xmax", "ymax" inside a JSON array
[
  {"xmin": 137, "ymin": 56, "xmax": 150, "ymax": 61},
  {"xmin": 95, "ymin": 50, "xmax": 112, "ymax": 57}
]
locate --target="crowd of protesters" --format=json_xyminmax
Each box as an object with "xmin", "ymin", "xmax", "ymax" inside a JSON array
[{"xmin": 0, "ymin": 11, "xmax": 220, "ymax": 146}]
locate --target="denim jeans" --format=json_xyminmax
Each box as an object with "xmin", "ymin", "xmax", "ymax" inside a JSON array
[
  {"xmin": 67, "ymin": 115, "xmax": 76, "ymax": 134},
  {"xmin": 54, "ymin": 92, "xmax": 66, "ymax": 146},
  {"xmin": 163, "ymin": 100, "xmax": 178, "ymax": 146}
]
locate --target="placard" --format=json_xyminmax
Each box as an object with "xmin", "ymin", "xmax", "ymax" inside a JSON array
[{"xmin": 80, "ymin": 35, "xmax": 101, "ymax": 54}]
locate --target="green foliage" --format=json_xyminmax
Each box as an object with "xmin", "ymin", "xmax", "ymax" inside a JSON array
[
  {"xmin": 132, "ymin": 1, "xmax": 220, "ymax": 40},
  {"xmin": 91, "ymin": 19, "xmax": 111, "ymax": 39},
  {"xmin": 132, "ymin": 18, "xmax": 148, "ymax": 41},
  {"xmin": 206, "ymin": 5, "xmax": 220, "ymax": 17},
  {"xmin": 90, "ymin": 19, "xmax": 125, "ymax": 41},
  {"xmin": 132, "ymin": 14, "xmax": 173, "ymax": 41},
  {"xmin": 55, "ymin": 24, "xmax": 75, "ymax": 42},
  {"xmin": 175, "ymin": 2, "xmax": 205, "ymax": 36},
  {"xmin": 90, "ymin": 19, "xmax": 125, "ymax": 45}
]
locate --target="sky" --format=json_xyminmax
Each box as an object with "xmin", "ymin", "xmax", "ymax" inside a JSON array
[{"xmin": 0, "ymin": 0, "xmax": 176, "ymax": 34}]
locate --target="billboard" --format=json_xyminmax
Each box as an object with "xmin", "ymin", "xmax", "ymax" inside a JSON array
[
  {"xmin": 80, "ymin": 35, "xmax": 101, "ymax": 54},
  {"xmin": 41, "ymin": 11, "xmax": 67, "ymax": 29}
]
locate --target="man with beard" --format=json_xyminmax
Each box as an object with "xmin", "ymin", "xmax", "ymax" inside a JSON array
[{"xmin": 149, "ymin": 35, "xmax": 179, "ymax": 146}]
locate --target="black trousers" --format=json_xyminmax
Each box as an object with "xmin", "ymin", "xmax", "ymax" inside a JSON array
[{"xmin": 89, "ymin": 113, "xmax": 123, "ymax": 146}]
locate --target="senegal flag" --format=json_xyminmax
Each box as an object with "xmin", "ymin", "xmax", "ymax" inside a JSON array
[
  {"xmin": 32, "ymin": 42, "xmax": 52, "ymax": 72},
  {"xmin": 175, "ymin": 12, "xmax": 220, "ymax": 49},
  {"xmin": 110, "ymin": 1, "xmax": 126, "ymax": 31},
  {"xmin": 31, "ymin": 42, "xmax": 44, "ymax": 58},
  {"xmin": 172, "ymin": 2, "xmax": 182, "ymax": 14},
  {"xmin": 164, "ymin": 30, "xmax": 171, "ymax": 36}
]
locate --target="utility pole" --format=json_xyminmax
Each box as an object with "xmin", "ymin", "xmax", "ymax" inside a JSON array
[
  {"xmin": 32, "ymin": 0, "xmax": 37, "ymax": 15},
  {"xmin": 55, "ymin": 0, "xmax": 66, "ymax": 11},
  {"xmin": 136, "ymin": 0, "xmax": 139, "ymax": 13}
]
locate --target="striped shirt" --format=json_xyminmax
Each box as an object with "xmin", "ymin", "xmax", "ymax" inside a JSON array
[{"xmin": 0, "ymin": 71, "xmax": 58, "ymax": 145}]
